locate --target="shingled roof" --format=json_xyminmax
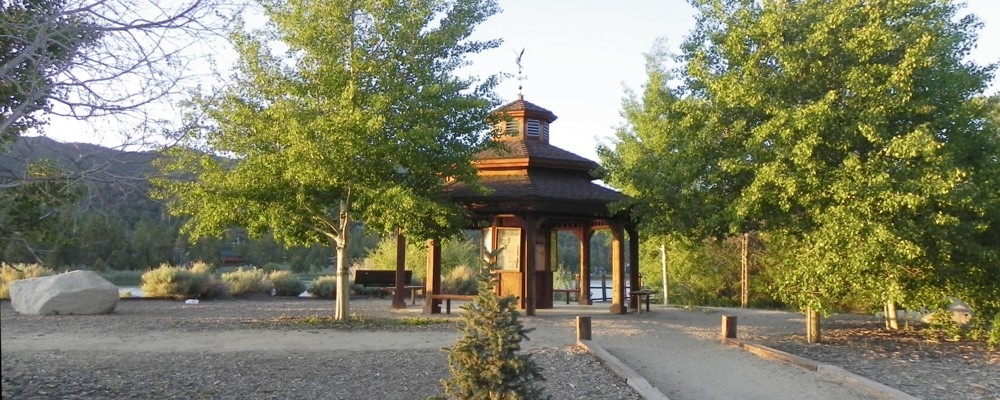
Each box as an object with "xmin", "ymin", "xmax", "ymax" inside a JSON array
[
  {"xmin": 494, "ymin": 97, "xmax": 557, "ymax": 122},
  {"xmin": 447, "ymin": 171, "xmax": 626, "ymax": 204},
  {"xmin": 476, "ymin": 140, "xmax": 598, "ymax": 172}
]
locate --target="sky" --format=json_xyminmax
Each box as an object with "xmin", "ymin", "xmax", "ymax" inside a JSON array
[
  {"xmin": 464, "ymin": 0, "xmax": 1000, "ymax": 162},
  {"xmin": 47, "ymin": 0, "xmax": 1000, "ymax": 161}
]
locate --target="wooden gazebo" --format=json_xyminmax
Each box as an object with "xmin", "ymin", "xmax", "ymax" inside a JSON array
[{"xmin": 423, "ymin": 96, "xmax": 640, "ymax": 316}]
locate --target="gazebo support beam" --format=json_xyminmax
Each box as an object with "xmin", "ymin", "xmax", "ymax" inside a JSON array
[
  {"xmin": 522, "ymin": 216, "xmax": 539, "ymax": 316},
  {"xmin": 423, "ymin": 239, "xmax": 442, "ymax": 314},
  {"xmin": 577, "ymin": 226, "xmax": 593, "ymax": 306},
  {"xmin": 609, "ymin": 224, "xmax": 627, "ymax": 314},
  {"xmin": 627, "ymin": 225, "xmax": 641, "ymax": 310}
]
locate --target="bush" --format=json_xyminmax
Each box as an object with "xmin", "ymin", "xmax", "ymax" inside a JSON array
[
  {"xmin": 307, "ymin": 276, "xmax": 338, "ymax": 299},
  {"xmin": 268, "ymin": 270, "xmax": 305, "ymax": 296},
  {"xmin": 0, "ymin": 263, "xmax": 55, "ymax": 299},
  {"xmin": 140, "ymin": 262, "xmax": 222, "ymax": 299},
  {"xmin": 435, "ymin": 255, "xmax": 547, "ymax": 400},
  {"xmin": 261, "ymin": 262, "xmax": 286, "ymax": 273},
  {"xmin": 442, "ymin": 264, "xmax": 477, "ymax": 295},
  {"xmin": 221, "ymin": 267, "xmax": 270, "ymax": 296},
  {"xmin": 363, "ymin": 233, "xmax": 480, "ymax": 284}
]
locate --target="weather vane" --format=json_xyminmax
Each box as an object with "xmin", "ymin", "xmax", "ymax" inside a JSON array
[{"xmin": 514, "ymin": 48, "xmax": 526, "ymax": 96}]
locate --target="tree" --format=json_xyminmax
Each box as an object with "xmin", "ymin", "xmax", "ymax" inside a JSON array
[
  {"xmin": 601, "ymin": 0, "xmax": 999, "ymax": 341},
  {"xmin": 2, "ymin": 0, "xmax": 232, "ymax": 265},
  {"xmin": 435, "ymin": 256, "xmax": 548, "ymax": 400},
  {"xmin": 1, "ymin": 0, "xmax": 228, "ymax": 142},
  {"xmin": 155, "ymin": 0, "xmax": 502, "ymax": 320}
]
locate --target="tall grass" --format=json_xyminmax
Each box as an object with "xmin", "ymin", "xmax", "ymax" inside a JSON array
[
  {"xmin": 140, "ymin": 262, "xmax": 223, "ymax": 299},
  {"xmin": 268, "ymin": 270, "xmax": 305, "ymax": 296},
  {"xmin": 221, "ymin": 267, "xmax": 269, "ymax": 296},
  {"xmin": 0, "ymin": 263, "xmax": 55, "ymax": 299}
]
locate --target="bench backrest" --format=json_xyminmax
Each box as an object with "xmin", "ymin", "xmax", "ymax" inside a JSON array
[{"xmin": 354, "ymin": 270, "xmax": 412, "ymax": 287}]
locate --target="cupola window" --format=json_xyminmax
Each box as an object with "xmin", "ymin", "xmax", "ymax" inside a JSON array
[{"xmin": 526, "ymin": 119, "xmax": 541, "ymax": 136}]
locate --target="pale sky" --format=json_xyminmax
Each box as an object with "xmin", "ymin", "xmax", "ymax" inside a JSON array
[
  {"xmin": 47, "ymin": 0, "xmax": 1000, "ymax": 161},
  {"xmin": 467, "ymin": 0, "xmax": 1000, "ymax": 162}
]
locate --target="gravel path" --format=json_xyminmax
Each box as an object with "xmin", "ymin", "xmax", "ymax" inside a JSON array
[
  {"xmin": 3, "ymin": 298, "xmax": 997, "ymax": 400},
  {"xmin": 1, "ymin": 298, "xmax": 639, "ymax": 400}
]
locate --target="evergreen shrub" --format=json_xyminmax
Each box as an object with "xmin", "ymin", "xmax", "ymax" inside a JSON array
[{"xmin": 434, "ymin": 254, "xmax": 548, "ymax": 400}]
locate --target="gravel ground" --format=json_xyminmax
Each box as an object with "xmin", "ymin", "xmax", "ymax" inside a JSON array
[{"xmin": 1, "ymin": 298, "xmax": 640, "ymax": 400}]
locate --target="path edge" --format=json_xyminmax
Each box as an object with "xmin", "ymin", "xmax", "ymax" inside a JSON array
[
  {"xmin": 723, "ymin": 338, "xmax": 919, "ymax": 400},
  {"xmin": 576, "ymin": 339, "xmax": 671, "ymax": 400}
]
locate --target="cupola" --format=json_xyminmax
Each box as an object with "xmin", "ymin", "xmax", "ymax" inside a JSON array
[{"xmin": 493, "ymin": 95, "xmax": 558, "ymax": 143}]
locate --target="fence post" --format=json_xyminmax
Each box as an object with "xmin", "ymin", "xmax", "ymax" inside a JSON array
[
  {"xmin": 577, "ymin": 316, "xmax": 592, "ymax": 341},
  {"xmin": 721, "ymin": 315, "xmax": 737, "ymax": 340}
]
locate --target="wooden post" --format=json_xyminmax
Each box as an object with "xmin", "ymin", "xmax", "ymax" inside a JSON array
[
  {"xmin": 577, "ymin": 316, "xmax": 592, "ymax": 341},
  {"xmin": 392, "ymin": 228, "xmax": 406, "ymax": 309},
  {"xmin": 721, "ymin": 315, "xmax": 737, "ymax": 339},
  {"xmin": 806, "ymin": 307, "xmax": 821, "ymax": 344},
  {"xmin": 609, "ymin": 224, "xmax": 627, "ymax": 314},
  {"xmin": 578, "ymin": 227, "xmax": 593, "ymax": 305},
  {"xmin": 423, "ymin": 239, "xmax": 441, "ymax": 314}
]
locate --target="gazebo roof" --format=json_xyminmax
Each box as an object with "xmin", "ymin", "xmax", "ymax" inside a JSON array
[
  {"xmin": 494, "ymin": 97, "xmax": 558, "ymax": 122},
  {"xmin": 474, "ymin": 140, "xmax": 598, "ymax": 172},
  {"xmin": 447, "ymin": 171, "xmax": 625, "ymax": 204},
  {"xmin": 445, "ymin": 96, "xmax": 628, "ymax": 217}
]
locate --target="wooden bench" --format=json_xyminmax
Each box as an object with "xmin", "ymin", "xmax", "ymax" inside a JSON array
[
  {"xmin": 630, "ymin": 289, "xmax": 656, "ymax": 313},
  {"xmin": 427, "ymin": 294, "xmax": 477, "ymax": 314},
  {"xmin": 354, "ymin": 270, "xmax": 421, "ymax": 302},
  {"xmin": 553, "ymin": 288, "xmax": 579, "ymax": 304}
]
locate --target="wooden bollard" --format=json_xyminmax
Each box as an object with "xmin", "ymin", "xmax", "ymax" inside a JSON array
[
  {"xmin": 721, "ymin": 315, "xmax": 737, "ymax": 339},
  {"xmin": 577, "ymin": 316, "xmax": 592, "ymax": 341}
]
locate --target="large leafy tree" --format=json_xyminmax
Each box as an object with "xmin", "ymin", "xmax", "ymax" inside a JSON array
[
  {"xmin": 601, "ymin": 0, "xmax": 999, "ymax": 336},
  {"xmin": 155, "ymin": 0, "xmax": 502, "ymax": 319}
]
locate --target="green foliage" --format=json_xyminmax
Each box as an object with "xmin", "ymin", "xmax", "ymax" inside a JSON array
[
  {"xmin": 442, "ymin": 264, "xmax": 477, "ymax": 295},
  {"xmin": 220, "ymin": 267, "xmax": 269, "ymax": 296},
  {"xmin": 154, "ymin": 0, "xmax": 503, "ymax": 320},
  {"xmin": 0, "ymin": 0, "xmax": 100, "ymax": 139},
  {"xmin": 600, "ymin": 0, "xmax": 1000, "ymax": 329},
  {"xmin": 987, "ymin": 314, "xmax": 1000, "ymax": 351},
  {"xmin": 306, "ymin": 275, "xmax": 338, "ymax": 299},
  {"xmin": 435, "ymin": 256, "xmax": 548, "ymax": 400},
  {"xmin": 99, "ymin": 270, "xmax": 143, "ymax": 286},
  {"xmin": 140, "ymin": 262, "xmax": 222, "ymax": 299},
  {"xmin": 363, "ymin": 233, "xmax": 481, "ymax": 284},
  {"xmin": 268, "ymin": 270, "xmax": 305, "ymax": 297},
  {"xmin": 0, "ymin": 263, "xmax": 54, "ymax": 299}
]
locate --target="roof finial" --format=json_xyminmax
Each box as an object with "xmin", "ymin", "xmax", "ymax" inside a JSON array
[{"xmin": 514, "ymin": 47, "xmax": 526, "ymax": 97}]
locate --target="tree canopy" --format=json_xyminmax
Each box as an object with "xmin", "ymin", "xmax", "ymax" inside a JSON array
[
  {"xmin": 154, "ymin": 0, "xmax": 502, "ymax": 319},
  {"xmin": 600, "ymin": 0, "xmax": 999, "ymax": 323}
]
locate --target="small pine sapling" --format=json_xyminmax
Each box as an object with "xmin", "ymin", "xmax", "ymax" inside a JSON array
[{"xmin": 432, "ymin": 252, "xmax": 549, "ymax": 400}]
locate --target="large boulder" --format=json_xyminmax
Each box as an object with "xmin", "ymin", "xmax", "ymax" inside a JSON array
[{"xmin": 10, "ymin": 270, "xmax": 119, "ymax": 315}]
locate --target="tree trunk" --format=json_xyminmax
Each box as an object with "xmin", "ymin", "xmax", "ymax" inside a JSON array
[
  {"xmin": 806, "ymin": 306, "xmax": 821, "ymax": 343},
  {"xmin": 740, "ymin": 232, "xmax": 749, "ymax": 308},
  {"xmin": 334, "ymin": 197, "xmax": 351, "ymax": 320},
  {"xmin": 659, "ymin": 242, "xmax": 668, "ymax": 305}
]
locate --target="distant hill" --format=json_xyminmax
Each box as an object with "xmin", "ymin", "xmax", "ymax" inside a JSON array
[{"xmin": 0, "ymin": 136, "xmax": 159, "ymax": 179}]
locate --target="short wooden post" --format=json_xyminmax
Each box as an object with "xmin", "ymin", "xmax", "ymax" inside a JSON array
[
  {"xmin": 806, "ymin": 307, "xmax": 821, "ymax": 343},
  {"xmin": 721, "ymin": 315, "xmax": 737, "ymax": 339},
  {"xmin": 577, "ymin": 316, "xmax": 592, "ymax": 341}
]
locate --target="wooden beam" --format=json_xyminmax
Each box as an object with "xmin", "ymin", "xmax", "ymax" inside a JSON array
[{"xmin": 423, "ymin": 239, "xmax": 442, "ymax": 314}]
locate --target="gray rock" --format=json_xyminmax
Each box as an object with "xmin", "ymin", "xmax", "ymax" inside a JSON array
[{"xmin": 10, "ymin": 270, "xmax": 119, "ymax": 315}]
